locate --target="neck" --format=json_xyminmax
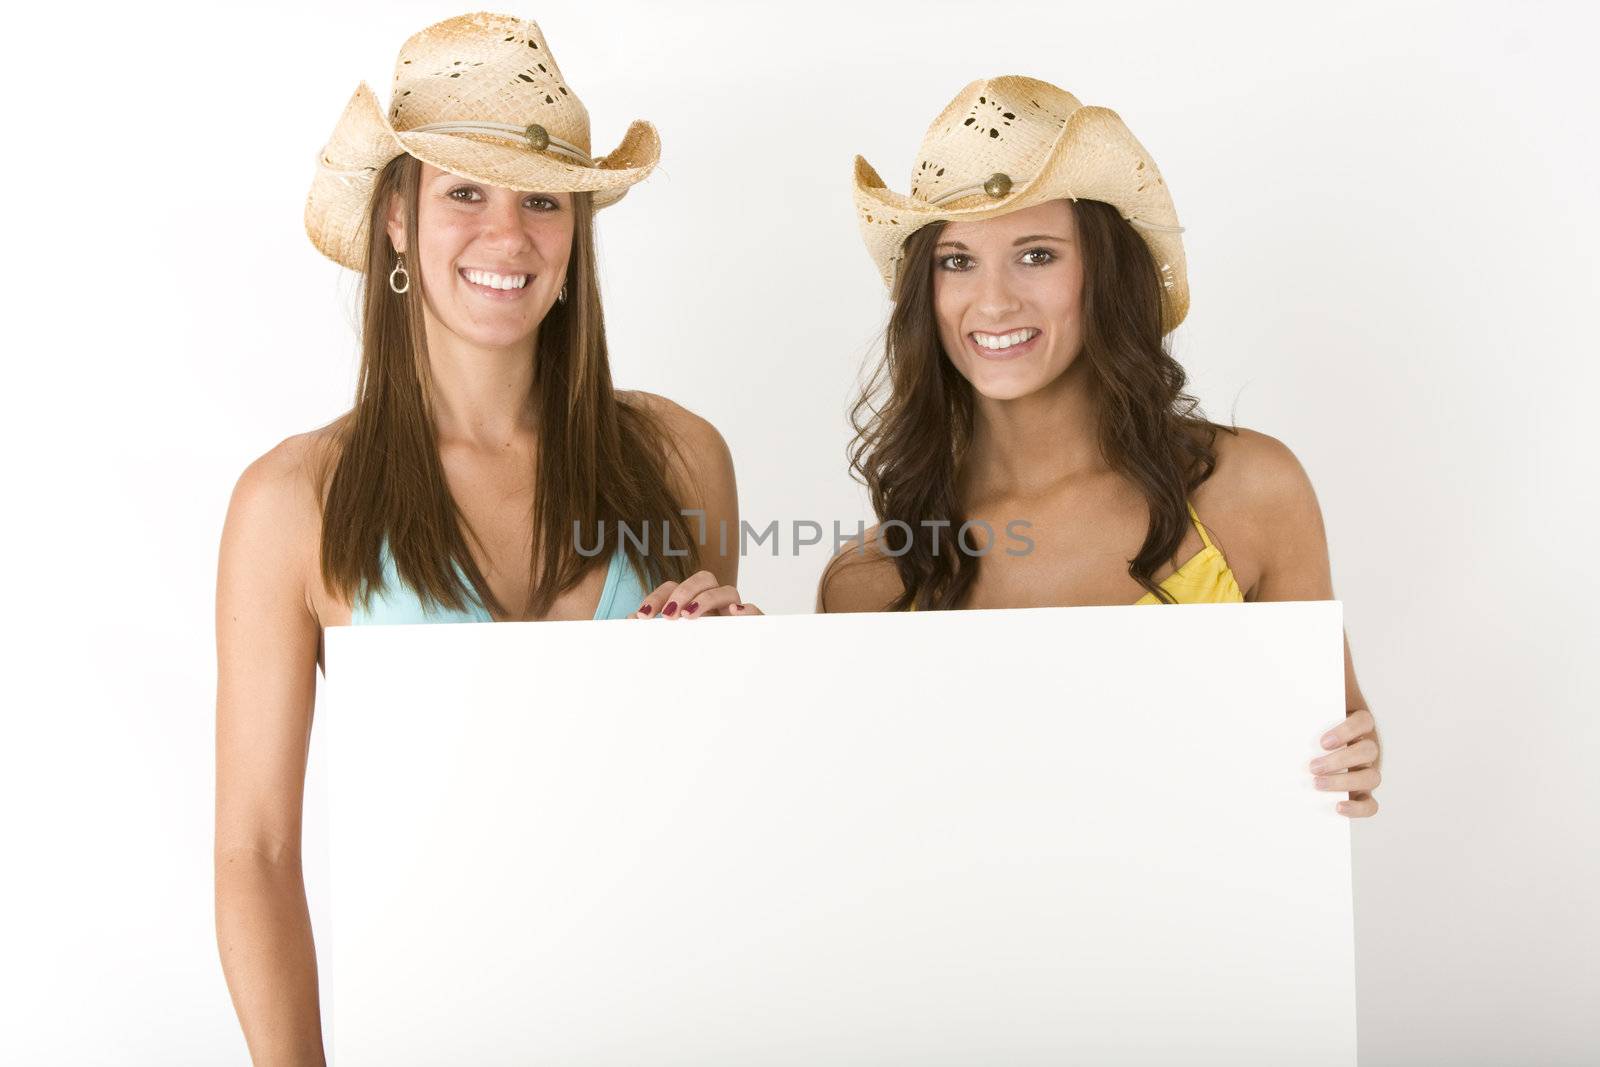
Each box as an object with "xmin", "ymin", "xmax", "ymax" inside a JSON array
[
  {"xmin": 421, "ymin": 315, "xmax": 541, "ymax": 451},
  {"xmin": 962, "ymin": 358, "xmax": 1107, "ymax": 500}
]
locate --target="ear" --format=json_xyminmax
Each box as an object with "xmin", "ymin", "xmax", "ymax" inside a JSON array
[{"xmin": 384, "ymin": 189, "xmax": 407, "ymax": 255}]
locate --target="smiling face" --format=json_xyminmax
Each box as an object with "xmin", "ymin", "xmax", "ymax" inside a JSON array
[
  {"xmin": 930, "ymin": 199, "xmax": 1085, "ymax": 402},
  {"xmin": 385, "ymin": 161, "xmax": 575, "ymax": 350}
]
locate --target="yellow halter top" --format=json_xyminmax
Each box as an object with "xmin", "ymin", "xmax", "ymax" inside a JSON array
[{"xmin": 907, "ymin": 501, "xmax": 1243, "ymax": 609}]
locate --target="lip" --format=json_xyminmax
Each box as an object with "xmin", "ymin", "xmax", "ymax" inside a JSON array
[
  {"xmin": 967, "ymin": 329, "xmax": 1041, "ymax": 361},
  {"xmin": 458, "ymin": 267, "xmax": 532, "ymax": 301}
]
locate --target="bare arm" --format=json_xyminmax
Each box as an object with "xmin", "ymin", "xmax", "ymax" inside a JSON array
[
  {"xmin": 645, "ymin": 392, "xmax": 740, "ymax": 587},
  {"xmin": 214, "ymin": 440, "xmax": 328, "ymax": 1064},
  {"xmin": 622, "ymin": 391, "xmax": 743, "ymax": 616},
  {"xmin": 670, "ymin": 406, "xmax": 740, "ymax": 590},
  {"xmin": 816, "ymin": 525, "xmax": 904, "ymax": 613},
  {"xmin": 1231, "ymin": 430, "xmax": 1382, "ymax": 815}
]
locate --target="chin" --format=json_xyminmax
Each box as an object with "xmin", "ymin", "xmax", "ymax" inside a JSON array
[
  {"xmin": 443, "ymin": 314, "xmax": 541, "ymax": 349},
  {"xmin": 965, "ymin": 349, "xmax": 1081, "ymax": 403},
  {"xmin": 971, "ymin": 379, "xmax": 1046, "ymax": 402},
  {"xmin": 960, "ymin": 362, "xmax": 1055, "ymax": 402}
]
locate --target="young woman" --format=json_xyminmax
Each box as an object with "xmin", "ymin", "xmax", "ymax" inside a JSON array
[
  {"xmin": 214, "ymin": 15, "xmax": 745, "ymax": 1063},
  {"xmin": 820, "ymin": 76, "xmax": 1382, "ymax": 816}
]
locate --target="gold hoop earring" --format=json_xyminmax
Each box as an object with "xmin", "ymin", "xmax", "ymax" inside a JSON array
[{"xmin": 388, "ymin": 253, "xmax": 410, "ymax": 295}]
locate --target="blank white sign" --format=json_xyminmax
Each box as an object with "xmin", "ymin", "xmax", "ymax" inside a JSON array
[{"xmin": 323, "ymin": 602, "xmax": 1354, "ymax": 1065}]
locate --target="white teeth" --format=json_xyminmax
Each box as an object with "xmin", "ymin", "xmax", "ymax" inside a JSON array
[
  {"xmin": 973, "ymin": 328, "xmax": 1038, "ymax": 350},
  {"xmin": 462, "ymin": 268, "xmax": 528, "ymax": 290}
]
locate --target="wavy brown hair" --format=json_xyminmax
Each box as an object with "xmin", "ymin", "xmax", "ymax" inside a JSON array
[
  {"xmin": 316, "ymin": 152, "xmax": 698, "ymax": 619},
  {"xmin": 846, "ymin": 198, "xmax": 1231, "ymax": 610}
]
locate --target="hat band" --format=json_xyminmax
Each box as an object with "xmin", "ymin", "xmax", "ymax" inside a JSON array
[
  {"xmin": 407, "ymin": 120, "xmax": 593, "ymax": 164},
  {"xmin": 928, "ymin": 180, "xmax": 1014, "ymax": 207},
  {"xmin": 927, "ymin": 178, "xmax": 1184, "ymax": 235}
]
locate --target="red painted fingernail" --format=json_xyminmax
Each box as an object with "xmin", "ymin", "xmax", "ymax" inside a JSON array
[
  {"xmin": 684, "ymin": 602, "xmax": 699, "ymax": 615},
  {"xmin": 638, "ymin": 603, "xmax": 652, "ymax": 616},
  {"xmin": 663, "ymin": 602, "xmax": 678, "ymax": 617}
]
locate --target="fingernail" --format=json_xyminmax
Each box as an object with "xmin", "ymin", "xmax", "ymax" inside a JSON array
[
  {"xmin": 1314, "ymin": 776, "xmax": 1331, "ymax": 790},
  {"xmin": 1308, "ymin": 758, "xmax": 1326, "ymax": 773},
  {"xmin": 663, "ymin": 602, "xmax": 678, "ymax": 617},
  {"xmin": 1321, "ymin": 732, "xmax": 1339, "ymax": 749},
  {"xmin": 684, "ymin": 602, "xmax": 699, "ymax": 615},
  {"xmin": 1337, "ymin": 802, "xmax": 1352, "ymax": 814},
  {"xmin": 638, "ymin": 603, "xmax": 652, "ymax": 616}
]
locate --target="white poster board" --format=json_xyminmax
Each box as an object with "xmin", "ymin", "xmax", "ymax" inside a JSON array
[{"xmin": 324, "ymin": 602, "xmax": 1354, "ymax": 1065}]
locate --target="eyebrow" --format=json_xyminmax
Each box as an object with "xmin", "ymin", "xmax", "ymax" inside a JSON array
[{"xmin": 935, "ymin": 234, "xmax": 1070, "ymax": 250}]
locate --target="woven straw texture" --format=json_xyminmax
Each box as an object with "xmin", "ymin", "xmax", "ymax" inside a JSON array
[
  {"xmin": 853, "ymin": 76, "xmax": 1189, "ymax": 333},
  {"xmin": 305, "ymin": 12, "xmax": 659, "ymax": 272}
]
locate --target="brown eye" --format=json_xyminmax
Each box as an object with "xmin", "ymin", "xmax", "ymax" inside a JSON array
[
  {"xmin": 1021, "ymin": 248, "xmax": 1055, "ymax": 266},
  {"xmin": 938, "ymin": 254, "xmax": 973, "ymax": 271}
]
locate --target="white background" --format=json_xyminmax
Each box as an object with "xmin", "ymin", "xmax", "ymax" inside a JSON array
[{"xmin": 2, "ymin": 0, "xmax": 1596, "ymax": 1063}]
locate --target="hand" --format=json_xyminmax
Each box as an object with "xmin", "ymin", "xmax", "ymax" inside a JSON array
[
  {"xmin": 1308, "ymin": 707, "xmax": 1381, "ymax": 818},
  {"xmin": 631, "ymin": 569, "xmax": 763, "ymax": 619}
]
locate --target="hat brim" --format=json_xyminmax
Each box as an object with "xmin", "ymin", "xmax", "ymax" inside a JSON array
[
  {"xmin": 853, "ymin": 105, "xmax": 1189, "ymax": 333},
  {"xmin": 306, "ymin": 82, "xmax": 660, "ymax": 272}
]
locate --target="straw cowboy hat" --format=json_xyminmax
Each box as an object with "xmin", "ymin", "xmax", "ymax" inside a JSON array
[
  {"xmin": 853, "ymin": 76, "xmax": 1189, "ymax": 333},
  {"xmin": 305, "ymin": 12, "xmax": 660, "ymax": 272}
]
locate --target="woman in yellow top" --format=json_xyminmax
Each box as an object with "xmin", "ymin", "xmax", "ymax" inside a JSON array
[{"xmin": 817, "ymin": 76, "xmax": 1381, "ymax": 817}]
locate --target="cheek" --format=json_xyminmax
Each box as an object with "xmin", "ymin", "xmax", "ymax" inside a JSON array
[
  {"xmin": 415, "ymin": 213, "xmax": 471, "ymax": 267},
  {"xmin": 533, "ymin": 215, "xmax": 575, "ymax": 265},
  {"xmin": 1030, "ymin": 268, "xmax": 1083, "ymax": 337},
  {"xmin": 931, "ymin": 275, "xmax": 966, "ymax": 346}
]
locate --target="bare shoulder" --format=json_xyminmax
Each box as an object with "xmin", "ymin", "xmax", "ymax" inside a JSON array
[
  {"xmin": 220, "ymin": 423, "xmax": 344, "ymax": 606},
  {"xmin": 620, "ymin": 390, "xmax": 729, "ymax": 455},
  {"xmin": 1195, "ymin": 425, "xmax": 1330, "ymax": 598},
  {"xmin": 227, "ymin": 426, "xmax": 338, "ymax": 532},
  {"xmin": 619, "ymin": 389, "xmax": 734, "ymax": 495},
  {"xmin": 816, "ymin": 524, "xmax": 906, "ymax": 613},
  {"xmin": 1199, "ymin": 424, "xmax": 1321, "ymax": 527}
]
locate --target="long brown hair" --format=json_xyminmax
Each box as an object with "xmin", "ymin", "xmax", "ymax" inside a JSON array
[
  {"xmin": 317, "ymin": 152, "xmax": 698, "ymax": 619},
  {"xmin": 846, "ymin": 198, "xmax": 1229, "ymax": 609}
]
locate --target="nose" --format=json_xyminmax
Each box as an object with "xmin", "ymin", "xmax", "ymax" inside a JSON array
[
  {"xmin": 477, "ymin": 193, "xmax": 535, "ymax": 256},
  {"xmin": 975, "ymin": 261, "xmax": 1022, "ymax": 322}
]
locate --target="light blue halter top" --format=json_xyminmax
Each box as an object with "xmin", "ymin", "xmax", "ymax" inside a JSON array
[{"xmin": 350, "ymin": 537, "xmax": 649, "ymax": 624}]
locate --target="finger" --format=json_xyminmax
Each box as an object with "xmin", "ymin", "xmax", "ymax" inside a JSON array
[
  {"xmin": 730, "ymin": 602, "xmax": 764, "ymax": 616},
  {"xmin": 663, "ymin": 570, "xmax": 722, "ymax": 619},
  {"xmin": 633, "ymin": 581, "xmax": 679, "ymax": 619},
  {"xmin": 1314, "ymin": 767, "xmax": 1381, "ymax": 794},
  {"xmin": 1337, "ymin": 793, "xmax": 1379, "ymax": 818},
  {"xmin": 1319, "ymin": 708, "xmax": 1376, "ymax": 749},
  {"xmin": 1307, "ymin": 738, "xmax": 1379, "ymax": 775},
  {"xmin": 679, "ymin": 585, "xmax": 742, "ymax": 618}
]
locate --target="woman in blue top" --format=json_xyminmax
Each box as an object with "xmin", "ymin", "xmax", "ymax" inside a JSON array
[{"xmin": 213, "ymin": 15, "xmax": 749, "ymax": 1063}]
